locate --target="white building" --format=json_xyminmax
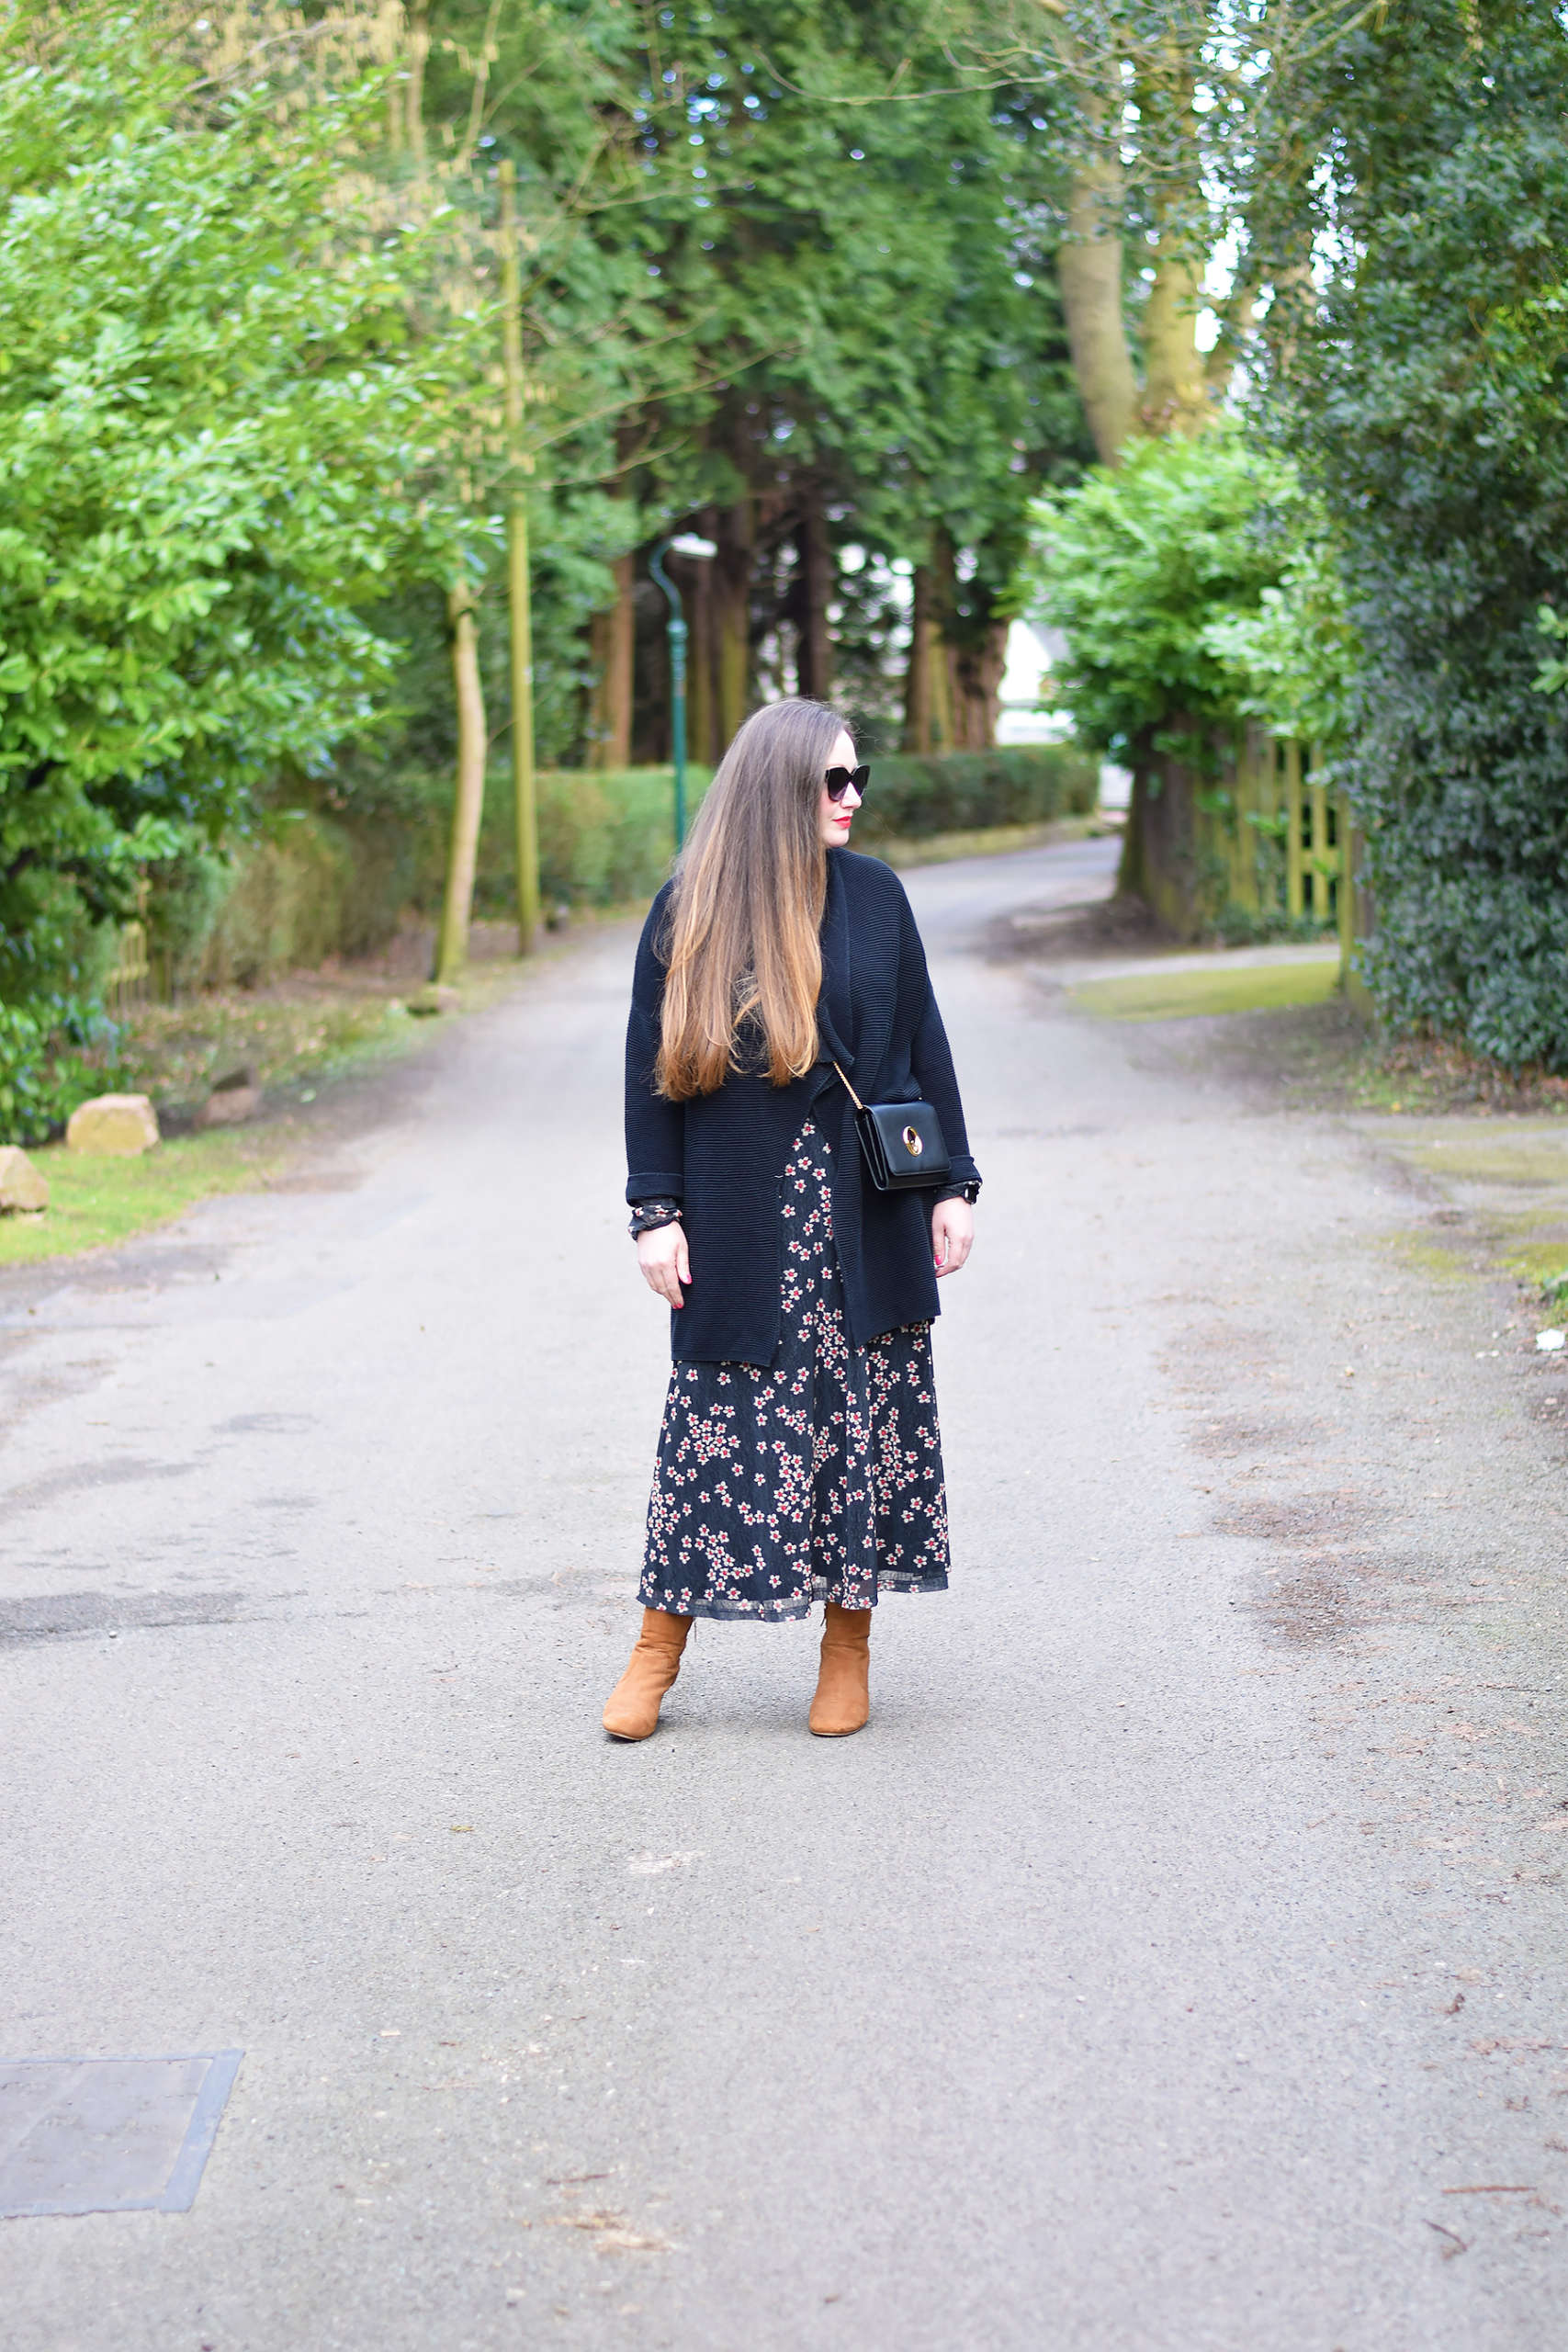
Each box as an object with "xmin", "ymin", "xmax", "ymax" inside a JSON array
[{"xmin": 995, "ymin": 618, "xmax": 1070, "ymax": 746}]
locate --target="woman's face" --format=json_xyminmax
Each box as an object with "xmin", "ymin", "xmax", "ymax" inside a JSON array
[{"xmin": 818, "ymin": 728, "xmax": 861, "ymax": 848}]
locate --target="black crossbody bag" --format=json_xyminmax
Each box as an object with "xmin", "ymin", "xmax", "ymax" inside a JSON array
[{"xmin": 832, "ymin": 1060, "xmax": 952, "ymax": 1193}]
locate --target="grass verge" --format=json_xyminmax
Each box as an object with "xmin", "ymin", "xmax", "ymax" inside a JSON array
[
  {"xmin": 1071, "ymin": 958, "xmax": 1341, "ymax": 1023},
  {"xmin": 0, "ymin": 927, "xmax": 538, "ymax": 1271},
  {"xmin": 0, "ymin": 1129, "xmax": 290, "ymax": 1269}
]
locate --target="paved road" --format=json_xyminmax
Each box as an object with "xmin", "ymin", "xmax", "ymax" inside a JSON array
[{"xmin": 4, "ymin": 838, "xmax": 1566, "ymax": 2349}]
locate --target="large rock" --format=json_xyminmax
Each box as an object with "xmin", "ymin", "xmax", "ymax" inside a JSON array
[
  {"xmin": 0, "ymin": 1145, "xmax": 48, "ymax": 1212},
  {"xmin": 65, "ymin": 1093, "xmax": 160, "ymax": 1158},
  {"xmin": 195, "ymin": 1086, "xmax": 259, "ymax": 1129},
  {"xmin": 195, "ymin": 1069, "xmax": 260, "ymax": 1128}
]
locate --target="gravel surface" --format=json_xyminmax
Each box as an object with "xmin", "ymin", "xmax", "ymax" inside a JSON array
[{"xmin": 3, "ymin": 835, "xmax": 1565, "ymax": 2349}]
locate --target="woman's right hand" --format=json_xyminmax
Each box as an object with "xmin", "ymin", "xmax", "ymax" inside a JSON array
[{"xmin": 637, "ymin": 1220, "xmax": 690, "ymax": 1309}]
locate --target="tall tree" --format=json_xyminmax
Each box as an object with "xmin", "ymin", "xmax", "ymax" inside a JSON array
[
  {"xmin": 604, "ymin": 3, "xmax": 1089, "ymax": 745},
  {"xmin": 0, "ymin": 2, "xmax": 483, "ymax": 1127}
]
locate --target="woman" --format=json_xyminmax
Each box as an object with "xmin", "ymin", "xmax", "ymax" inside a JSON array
[{"xmin": 604, "ymin": 697, "xmax": 980, "ymax": 1741}]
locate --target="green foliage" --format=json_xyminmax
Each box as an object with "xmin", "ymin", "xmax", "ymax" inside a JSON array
[
  {"xmin": 333, "ymin": 485, "xmax": 644, "ymax": 805},
  {"xmin": 129, "ymin": 741, "xmax": 1094, "ymax": 994},
  {"xmin": 472, "ymin": 767, "xmax": 712, "ymax": 916},
  {"xmin": 412, "ymin": 0, "xmax": 1089, "ymax": 743},
  {"xmin": 154, "ymin": 813, "xmax": 417, "ymax": 993},
  {"xmin": 0, "ymin": 998, "xmax": 115, "ymax": 1148},
  {"xmin": 0, "ymin": 6, "xmax": 484, "ymax": 1132},
  {"xmin": 469, "ymin": 746, "xmax": 1092, "ymax": 903},
  {"xmin": 1247, "ymin": 0, "xmax": 1568, "ymax": 1069},
  {"xmin": 626, "ymin": 4, "xmax": 1084, "ymax": 537},
  {"xmin": 1201, "ymin": 534, "xmax": 1358, "ymax": 750},
  {"xmin": 851, "ymin": 746, "xmax": 1098, "ymax": 841},
  {"xmin": 1533, "ymin": 605, "xmax": 1568, "ymax": 698},
  {"xmin": 138, "ymin": 765, "xmax": 709, "ymax": 990},
  {"xmin": 0, "ymin": 77, "xmax": 473, "ymax": 840},
  {"xmin": 1021, "ymin": 428, "xmax": 1307, "ymax": 760}
]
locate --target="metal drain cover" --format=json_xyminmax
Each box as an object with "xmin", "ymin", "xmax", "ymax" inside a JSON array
[{"xmin": 0, "ymin": 2051, "xmax": 243, "ymax": 2216}]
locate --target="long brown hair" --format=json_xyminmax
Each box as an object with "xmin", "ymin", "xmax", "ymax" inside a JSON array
[{"xmin": 655, "ymin": 697, "xmax": 847, "ymax": 1100}]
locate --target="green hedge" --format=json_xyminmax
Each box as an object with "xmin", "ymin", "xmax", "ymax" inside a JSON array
[
  {"xmin": 2, "ymin": 745, "xmax": 1094, "ymax": 1142},
  {"xmin": 473, "ymin": 745, "xmax": 1096, "ymax": 905},
  {"xmin": 146, "ymin": 745, "xmax": 1094, "ymax": 992},
  {"xmin": 142, "ymin": 812, "xmax": 424, "ymax": 993},
  {"xmin": 472, "ymin": 765, "xmax": 714, "ymax": 920},
  {"xmin": 848, "ymin": 743, "xmax": 1099, "ymax": 842}
]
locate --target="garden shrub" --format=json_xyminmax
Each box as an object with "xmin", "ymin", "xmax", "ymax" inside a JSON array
[
  {"xmin": 0, "ymin": 999, "xmax": 115, "ymax": 1148},
  {"xmin": 64, "ymin": 741, "xmax": 1096, "ymax": 1025},
  {"xmin": 1021, "ymin": 429, "xmax": 1315, "ymax": 937},
  {"xmin": 1248, "ymin": 0, "xmax": 1568, "ymax": 1067},
  {"xmin": 848, "ymin": 744, "xmax": 1098, "ymax": 842},
  {"xmin": 471, "ymin": 768, "xmax": 714, "ymax": 917}
]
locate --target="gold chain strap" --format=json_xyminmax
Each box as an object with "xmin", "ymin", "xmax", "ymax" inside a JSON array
[{"xmin": 831, "ymin": 1059, "xmax": 866, "ymax": 1113}]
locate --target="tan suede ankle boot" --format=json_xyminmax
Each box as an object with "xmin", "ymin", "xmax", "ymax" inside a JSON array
[
  {"xmin": 603, "ymin": 1609, "xmax": 693, "ymax": 1740},
  {"xmin": 808, "ymin": 1602, "xmax": 872, "ymax": 1736}
]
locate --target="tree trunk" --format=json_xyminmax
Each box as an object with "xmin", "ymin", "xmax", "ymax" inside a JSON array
[
  {"xmin": 434, "ymin": 582, "xmax": 486, "ymax": 984},
  {"xmin": 406, "ymin": 0, "xmax": 429, "ymax": 164},
  {"xmin": 951, "ymin": 620, "xmax": 1008, "ymax": 750},
  {"xmin": 715, "ymin": 493, "xmax": 754, "ymax": 748},
  {"xmin": 588, "ymin": 552, "xmax": 634, "ymax": 769},
  {"xmin": 1134, "ymin": 55, "xmax": 1212, "ymax": 435},
  {"xmin": 796, "ymin": 484, "xmax": 833, "ymax": 704},
  {"xmin": 929, "ymin": 623, "xmax": 955, "ymax": 752},
  {"xmin": 1116, "ymin": 733, "xmax": 1211, "ymax": 942},
  {"xmin": 903, "ymin": 566, "xmax": 935, "ymax": 752},
  {"xmin": 928, "ymin": 531, "xmax": 960, "ymax": 751},
  {"xmin": 1056, "ymin": 97, "xmax": 1139, "ymax": 468},
  {"xmin": 1141, "ymin": 234, "xmax": 1211, "ymax": 435},
  {"xmin": 904, "ymin": 550, "xmax": 965, "ymax": 754}
]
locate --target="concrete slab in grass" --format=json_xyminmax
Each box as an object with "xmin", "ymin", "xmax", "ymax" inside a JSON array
[{"xmin": 0, "ymin": 2051, "xmax": 243, "ymax": 2217}]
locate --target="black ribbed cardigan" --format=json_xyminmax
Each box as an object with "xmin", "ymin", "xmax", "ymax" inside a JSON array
[{"xmin": 624, "ymin": 846, "xmax": 980, "ymax": 1365}]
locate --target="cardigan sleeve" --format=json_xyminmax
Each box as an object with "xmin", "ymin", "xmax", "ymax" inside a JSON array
[
  {"xmin": 901, "ymin": 892, "xmax": 981, "ymax": 1194},
  {"xmin": 625, "ymin": 888, "xmax": 686, "ymax": 1204}
]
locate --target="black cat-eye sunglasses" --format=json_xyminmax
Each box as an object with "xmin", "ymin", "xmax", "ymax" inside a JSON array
[{"xmin": 824, "ymin": 763, "xmax": 870, "ymax": 803}]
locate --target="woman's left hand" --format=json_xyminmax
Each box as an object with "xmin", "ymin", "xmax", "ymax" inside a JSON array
[{"xmin": 931, "ymin": 1196, "xmax": 974, "ymax": 1278}]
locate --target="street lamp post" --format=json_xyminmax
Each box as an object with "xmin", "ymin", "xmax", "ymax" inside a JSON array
[{"xmin": 649, "ymin": 534, "xmax": 716, "ymax": 854}]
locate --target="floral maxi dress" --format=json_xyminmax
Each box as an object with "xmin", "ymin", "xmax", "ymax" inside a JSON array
[{"xmin": 639, "ymin": 1117, "xmax": 950, "ymax": 1621}]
